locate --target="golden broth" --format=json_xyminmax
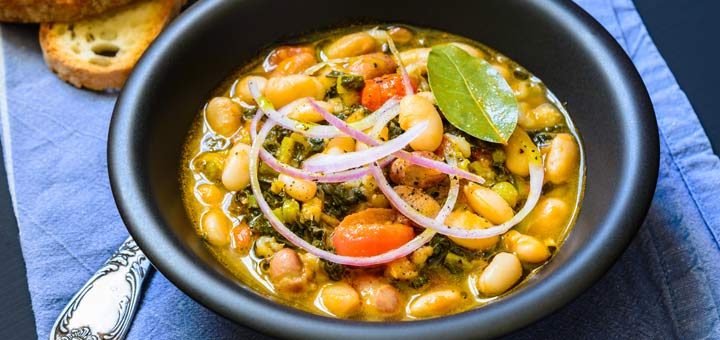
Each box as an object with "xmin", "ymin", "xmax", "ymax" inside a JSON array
[{"xmin": 180, "ymin": 24, "xmax": 584, "ymax": 321}]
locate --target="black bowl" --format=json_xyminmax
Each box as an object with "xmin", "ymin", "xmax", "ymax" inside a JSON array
[{"xmin": 108, "ymin": 0, "xmax": 658, "ymax": 338}]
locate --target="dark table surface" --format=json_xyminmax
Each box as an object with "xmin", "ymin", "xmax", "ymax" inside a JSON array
[{"xmin": 2, "ymin": 1, "xmax": 719, "ymax": 338}]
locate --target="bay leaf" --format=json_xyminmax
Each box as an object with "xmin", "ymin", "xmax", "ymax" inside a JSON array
[{"xmin": 427, "ymin": 44, "xmax": 519, "ymax": 143}]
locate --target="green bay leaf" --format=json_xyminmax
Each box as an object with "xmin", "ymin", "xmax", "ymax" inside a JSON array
[{"xmin": 427, "ymin": 44, "xmax": 519, "ymax": 143}]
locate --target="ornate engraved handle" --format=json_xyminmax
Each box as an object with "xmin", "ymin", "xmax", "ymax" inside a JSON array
[{"xmin": 49, "ymin": 237, "xmax": 151, "ymax": 340}]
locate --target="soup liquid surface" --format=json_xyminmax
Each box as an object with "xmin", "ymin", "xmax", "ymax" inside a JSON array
[{"xmin": 181, "ymin": 25, "xmax": 585, "ymax": 321}]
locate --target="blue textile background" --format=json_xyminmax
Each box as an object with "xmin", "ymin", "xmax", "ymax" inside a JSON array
[{"xmin": 1, "ymin": 0, "xmax": 719, "ymax": 338}]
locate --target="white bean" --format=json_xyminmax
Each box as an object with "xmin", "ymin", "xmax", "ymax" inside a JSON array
[
  {"xmin": 477, "ymin": 252, "xmax": 522, "ymax": 296},
  {"xmin": 221, "ymin": 143, "xmax": 251, "ymax": 191},
  {"xmin": 399, "ymin": 94, "xmax": 443, "ymax": 152}
]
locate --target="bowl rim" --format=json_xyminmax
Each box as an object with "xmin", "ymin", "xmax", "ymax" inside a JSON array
[{"xmin": 108, "ymin": 0, "xmax": 659, "ymax": 338}]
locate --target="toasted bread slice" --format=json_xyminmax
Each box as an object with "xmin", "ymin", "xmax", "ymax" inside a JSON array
[
  {"xmin": 39, "ymin": 0, "xmax": 184, "ymax": 91},
  {"xmin": 0, "ymin": 0, "xmax": 136, "ymax": 23}
]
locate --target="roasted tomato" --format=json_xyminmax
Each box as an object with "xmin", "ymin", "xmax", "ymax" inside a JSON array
[
  {"xmin": 360, "ymin": 74, "xmax": 416, "ymax": 111},
  {"xmin": 332, "ymin": 208, "xmax": 414, "ymax": 257}
]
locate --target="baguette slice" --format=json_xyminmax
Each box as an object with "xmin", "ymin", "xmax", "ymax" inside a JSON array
[
  {"xmin": 0, "ymin": 0, "xmax": 136, "ymax": 23},
  {"xmin": 39, "ymin": 0, "xmax": 184, "ymax": 91}
]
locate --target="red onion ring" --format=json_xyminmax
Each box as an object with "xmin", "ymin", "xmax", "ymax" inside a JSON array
[
  {"xmin": 370, "ymin": 145, "xmax": 544, "ymax": 239},
  {"xmin": 308, "ymin": 100, "xmax": 486, "ymax": 184},
  {"xmin": 301, "ymin": 121, "xmax": 428, "ymax": 173},
  {"xmin": 249, "ymin": 110, "xmax": 393, "ymax": 183},
  {"xmin": 249, "ymin": 80, "xmax": 399, "ymax": 139}
]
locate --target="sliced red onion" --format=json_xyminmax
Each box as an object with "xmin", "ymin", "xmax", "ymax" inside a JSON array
[
  {"xmin": 370, "ymin": 142, "xmax": 544, "ymax": 239},
  {"xmin": 308, "ymin": 100, "xmax": 485, "ymax": 184},
  {"xmin": 262, "ymin": 148, "xmax": 394, "ymax": 183},
  {"xmin": 302, "ymin": 121, "xmax": 428, "ymax": 173},
  {"xmin": 367, "ymin": 100, "xmax": 401, "ymax": 138},
  {"xmin": 249, "ymin": 118, "xmax": 436, "ymax": 266},
  {"xmin": 249, "ymin": 106, "xmax": 393, "ymax": 183},
  {"xmin": 377, "ymin": 29, "xmax": 414, "ymax": 96},
  {"xmin": 248, "ymin": 80, "xmax": 399, "ymax": 139}
]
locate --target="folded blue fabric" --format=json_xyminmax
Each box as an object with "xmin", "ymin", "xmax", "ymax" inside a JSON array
[{"xmin": 1, "ymin": 0, "xmax": 719, "ymax": 338}]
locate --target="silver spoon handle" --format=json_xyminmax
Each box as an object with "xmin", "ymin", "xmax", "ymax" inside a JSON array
[{"xmin": 49, "ymin": 237, "xmax": 151, "ymax": 340}]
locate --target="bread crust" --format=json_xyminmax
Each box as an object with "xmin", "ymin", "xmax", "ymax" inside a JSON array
[
  {"xmin": 39, "ymin": 0, "xmax": 184, "ymax": 91},
  {"xmin": 0, "ymin": 0, "xmax": 137, "ymax": 23}
]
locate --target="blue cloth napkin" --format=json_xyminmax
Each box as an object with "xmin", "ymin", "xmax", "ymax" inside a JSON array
[{"xmin": 2, "ymin": 0, "xmax": 719, "ymax": 338}]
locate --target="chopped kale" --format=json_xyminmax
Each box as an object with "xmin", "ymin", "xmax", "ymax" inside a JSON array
[
  {"xmin": 387, "ymin": 118, "xmax": 403, "ymax": 140},
  {"xmin": 263, "ymin": 126, "xmax": 292, "ymax": 155},
  {"xmin": 410, "ymin": 274, "xmax": 429, "ymax": 289},
  {"xmin": 308, "ymin": 138, "xmax": 325, "ymax": 153},
  {"xmin": 322, "ymin": 260, "xmax": 346, "ymax": 281},
  {"xmin": 529, "ymin": 127, "xmax": 568, "ymax": 147},
  {"xmin": 444, "ymin": 252, "xmax": 473, "ymax": 274},
  {"xmin": 248, "ymin": 214, "xmax": 283, "ymax": 241},
  {"xmin": 325, "ymin": 71, "xmax": 364, "ymax": 90},
  {"xmin": 426, "ymin": 235, "xmax": 478, "ymax": 272},
  {"xmin": 339, "ymin": 74, "xmax": 365, "ymax": 91},
  {"xmin": 318, "ymin": 183, "xmax": 366, "ymax": 218}
]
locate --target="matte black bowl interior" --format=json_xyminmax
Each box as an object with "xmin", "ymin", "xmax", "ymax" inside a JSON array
[{"xmin": 108, "ymin": 0, "xmax": 658, "ymax": 338}]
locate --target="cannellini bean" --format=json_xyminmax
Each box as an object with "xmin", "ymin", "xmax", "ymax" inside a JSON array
[
  {"xmin": 463, "ymin": 183, "xmax": 514, "ymax": 224},
  {"xmin": 221, "ymin": 143, "xmax": 251, "ymax": 191},
  {"xmin": 389, "ymin": 151, "xmax": 446, "ymax": 189},
  {"xmin": 201, "ymin": 209, "xmax": 231, "ymax": 246},
  {"xmin": 399, "ymin": 94, "xmax": 444, "ymax": 152},
  {"xmin": 409, "ymin": 289, "xmax": 462, "ymax": 318},
  {"xmin": 346, "ymin": 53, "xmax": 397, "ymax": 79},
  {"xmin": 325, "ymin": 136, "xmax": 356, "ymax": 153},
  {"xmin": 415, "ymin": 91, "xmax": 436, "ymax": 105},
  {"xmin": 400, "ymin": 48, "xmax": 430, "ymax": 76},
  {"xmin": 265, "ymin": 46, "xmax": 315, "ymax": 71},
  {"xmin": 388, "ymin": 26, "xmax": 414, "ymax": 44},
  {"xmin": 354, "ymin": 276, "xmax": 403, "ymax": 315},
  {"xmin": 477, "ymin": 252, "xmax": 522, "ymax": 296},
  {"xmin": 325, "ymin": 32, "xmax": 378, "ymax": 59},
  {"xmin": 373, "ymin": 284, "xmax": 402, "ymax": 315},
  {"xmin": 264, "ymin": 75, "xmax": 325, "ymax": 108},
  {"xmin": 526, "ymin": 197, "xmax": 570, "ymax": 240},
  {"xmin": 503, "ymin": 230, "xmax": 550, "ymax": 263},
  {"xmin": 196, "ymin": 183, "xmax": 224, "ymax": 205},
  {"xmin": 518, "ymin": 103, "xmax": 564, "ymax": 131},
  {"xmin": 271, "ymin": 52, "xmax": 317, "ymax": 77},
  {"xmin": 279, "ymin": 173, "xmax": 317, "ymax": 202},
  {"xmin": 503, "ymin": 128, "xmax": 534, "ymax": 177},
  {"xmin": 445, "ymin": 209, "xmax": 499, "ymax": 250},
  {"xmin": 513, "ymin": 81, "xmax": 539, "ymax": 99},
  {"xmin": 394, "ymin": 185, "xmax": 441, "ymax": 217},
  {"xmin": 234, "ymin": 76, "xmax": 267, "ymax": 104},
  {"xmin": 205, "ymin": 97, "xmax": 242, "ymax": 137},
  {"xmin": 287, "ymin": 99, "xmax": 334, "ymax": 123},
  {"xmin": 269, "ymin": 248, "xmax": 303, "ymax": 279},
  {"xmin": 544, "ymin": 133, "xmax": 579, "ymax": 184},
  {"xmin": 269, "ymin": 248, "xmax": 306, "ymax": 293},
  {"xmin": 320, "ymin": 282, "xmax": 361, "ymax": 317}
]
